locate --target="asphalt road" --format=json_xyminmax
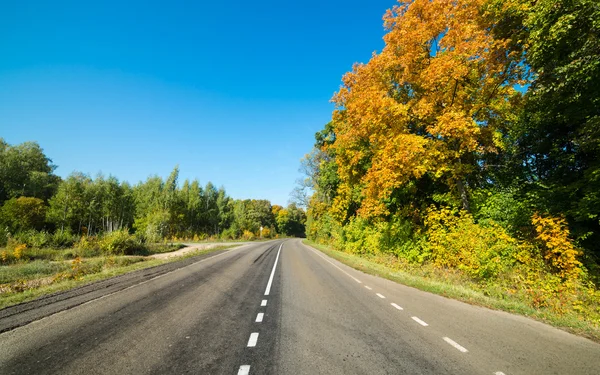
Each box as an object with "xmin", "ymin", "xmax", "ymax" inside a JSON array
[{"xmin": 0, "ymin": 239, "xmax": 599, "ymax": 374}]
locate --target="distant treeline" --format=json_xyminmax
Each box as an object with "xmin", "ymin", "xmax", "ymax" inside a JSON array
[{"xmin": 0, "ymin": 138, "xmax": 306, "ymax": 247}]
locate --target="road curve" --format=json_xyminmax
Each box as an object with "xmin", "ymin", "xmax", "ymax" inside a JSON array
[{"xmin": 0, "ymin": 239, "xmax": 598, "ymax": 374}]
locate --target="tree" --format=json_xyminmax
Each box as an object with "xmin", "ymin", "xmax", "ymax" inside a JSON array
[
  {"xmin": 515, "ymin": 0, "xmax": 600, "ymax": 256},
  {"xmin": 329, "ymin": 0, "xmax": 525, "ymax": 218},
  {"xmin": 1, "ymin": 197, "xmax": 47, "ymax": 232},
  {"xmin": 47, "ymin": 173, "xmax": 91, "ymax": 233},
  {"xmin": 0, "ymin": 139, "xmax": 60, "ymax": 202}
]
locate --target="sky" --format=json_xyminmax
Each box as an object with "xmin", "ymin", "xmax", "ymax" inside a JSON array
[{"xmin": 0, "ymin": 0, "xmax": 395, "ymax": 206}]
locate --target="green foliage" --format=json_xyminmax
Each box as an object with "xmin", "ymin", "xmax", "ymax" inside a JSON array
[
  {"xmin": 98, "ymin": 230, "xmax": 143, "ymax": 256},
  {"xmin": 0, "ymin": 139, "xmax": 60, "ymax": 202},
  {"xmin": 50, "ymin": 230, "xmax": 77, "ymax": 249},
  {"xmin": 275, "ymin": 203, "xmax": 307, "ymax": 237},
  {"xmin": 472, "ymin": 189, "xmax": 532, "ymax": 237},
  {"xmin": 1, "ymin": 197, "xmax": 47, "ymax": 232},
  {"xmin": 515, "ymin": 0, "xmax": 600, "ymax": 256}
]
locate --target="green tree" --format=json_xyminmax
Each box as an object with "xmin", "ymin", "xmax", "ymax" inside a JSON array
[
  {"xmin": 516, "ymin": 0, "xmax": 600, "ymax": 256},
  {"xmin": 1, "ymin": 197, "xmax": 47, "ymax": 232},
  {"xmin": 0, "ymin": 139, "xmax": 60, "ymax": 202}
]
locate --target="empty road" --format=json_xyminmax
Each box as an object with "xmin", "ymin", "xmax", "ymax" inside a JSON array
[{"xmin": 1, "ymin": 239, "xmax": 599, "ymax": 374}]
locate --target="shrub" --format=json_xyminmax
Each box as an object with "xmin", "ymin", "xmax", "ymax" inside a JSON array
[
  {"xmin": 472, "ymin": 189, "xmax": 532, "ymax": 237},
  {"xmin": 51, "ymin": 230, "xmax": 77, "ymax": 248},
  {"xmin": 12, "ymin": 230, "xmax": 52, "ymax": 248},
  {"xmin": 424, "ymin": 206, "xmax": 520, "ymax": 280},
  {"xmin": 242, "ymin": 230, "xmax": 255, "ymax": 240},
  {"xmin": 220, "ymin": 227, "xmax": 237, "ymax": 240},
  {"xmin": 261, "ymin": 227, "xmax": 272, "ymax": 238},
  {"xmin": 532, "ymin": 213, "xmax": 583, "ymax": 279},
  {"xmin": 98, "ymin": 230, "xmax": 143, "ymax": 255}
]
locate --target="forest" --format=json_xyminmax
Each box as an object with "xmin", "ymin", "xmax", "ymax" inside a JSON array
[
  {"xmin": 0, "ymin": 137, "xmax": 306, "ymax": 257},
  {"xmin": 302, "ymin": 0, "xmax": 600, "ymax": 330}
]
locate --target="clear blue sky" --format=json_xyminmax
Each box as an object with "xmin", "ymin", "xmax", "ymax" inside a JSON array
[{"xmin": 0, "ymin": 0, "xmax": 394, "ymax": 206}]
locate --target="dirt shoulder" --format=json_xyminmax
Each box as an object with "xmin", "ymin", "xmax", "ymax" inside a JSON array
[{"xmin": 149, "ymin": 242, "xmax": 250, "ymax": 259}]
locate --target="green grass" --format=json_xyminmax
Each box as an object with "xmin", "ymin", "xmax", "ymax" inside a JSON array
[
  {"xmin": 304, "ymin": 239, "xmax": 600, "ymax": 342},
  {"xmin": 0, "ymin": 244, "xmax": 236, "ymax": 309}
]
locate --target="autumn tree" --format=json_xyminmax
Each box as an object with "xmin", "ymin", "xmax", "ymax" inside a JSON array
[{"xmin": 329, "ymin": 0, "xmax": 526, "ymax": 219}]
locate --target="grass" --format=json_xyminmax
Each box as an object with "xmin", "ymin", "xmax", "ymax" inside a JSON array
[
  {"xmin": 304, "ymin": 239, "xmax": 600, "ymax": 342},
  {"xmin": 0, "ymin": 244, "xmax": 237, "ymax": 310}
]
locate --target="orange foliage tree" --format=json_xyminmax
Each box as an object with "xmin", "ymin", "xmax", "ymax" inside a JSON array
[{"xmin": 330, "ymin": 0, "xmax": 526, "ymax": 218}]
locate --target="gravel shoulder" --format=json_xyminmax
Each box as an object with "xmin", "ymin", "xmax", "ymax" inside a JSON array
[{"xmin": 149, "ymin": 242, "xmax": 250, "ymax": 259}]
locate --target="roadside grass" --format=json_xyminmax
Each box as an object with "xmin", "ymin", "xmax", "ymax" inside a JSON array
[
  {"xmin": 0, "ymin": 244, "xmax": 236, "ymax": 310},
  {"xmin": 304, "ymin": 240, "xmax": 600, "ymax": 342}
]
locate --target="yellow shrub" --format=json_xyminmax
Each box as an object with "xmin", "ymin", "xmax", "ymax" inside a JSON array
[
  {"xmin": 532, "ymin": 213, "xmax": 582, "ymax": 279},
  {"xmin": 13, "ymin": 243, "xmax": 26, "ymax": 260},
  {"xmin": 261, "ymin": 227, "xmax": 271, "ymax": 238},
  {"xmin": 242, "ymin": 230, "xmax": 255, "ymax": 240},
  {"xmin": 424, "ymin": 206, "xmax": 519, "ymax": 279}
]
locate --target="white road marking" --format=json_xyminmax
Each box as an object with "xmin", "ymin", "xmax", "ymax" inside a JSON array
[
  {"xmin": 376, "ymin": 293, "xmax": 386, "ymax": 299},
  {"xmin": 443, "ymin": 337, "xmax": 468, "ymax": 352},
  {"xmin": 238, "ymin": 365, "xmax": 251, "ymax": 375},
  {"xmin": 261, "ymin": 299, "xmax": 267, "ymax": 306},
  {"xmin": 494, "ymin": 372, "xmax": 506, "ymax": 375},
  {"xmin": 306, "ymin": 246, "xmax": 362, "ymax": 284},
  {"xmin": 264, "ymin": 244, "xmax": 283, "ymax": 295},
  {"xmin": 365, "ymin": 286, "xmax": 372, "ymax": 290},
  {"xmin": 412, "ymin": 316, "xmax": 429, "ymax": 326},
  {"xmin": 256, "ymin": 313, "xmax": 264, "ymax": 322},
  {"xmin": 391, "ymin": 303, "xmax": 403, "ymax": 310},
  {"xmin": 247, "ymin": 332, "xmax": 259, "ymax": 347}
]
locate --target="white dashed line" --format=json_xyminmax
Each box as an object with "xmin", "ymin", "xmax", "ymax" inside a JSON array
[
  {"xmin": 238, "ymin": 365, "xmax": 251, "ymax": 375},
  {"xmin": 264, "ymin": 243, "xmax": 283, "ymax": 295},
  {"xmin": 261, "ymin": 299, "xmax": 267, "ymax": 306},
  {"xmin": 365, "ymin": 286, "xmax": 372, "ymax": 290},
  {"xmin": 376, "ymin": 293, "xmax": 386, "ymax": 299},
  {"xmin": 391, "ymin": 303, "xmax": 403, "ymax": 310},
  {"xmin": 443, "ymin": 337, "xmax": 468, "ymax": 352},
  {"xmin": 256, "ymin": 313, "xmax": 264, "ymax": 323},
  {"xmin": 306, "ymin": 246, "xmax": 362, "ymax": 284},
  {"xmin": 247, "ymin": 332, "xmax": 259, "ymax": 347},
  {"xmin": 412, "ymin": 316, "xmax": 429, "ymax": 326}
]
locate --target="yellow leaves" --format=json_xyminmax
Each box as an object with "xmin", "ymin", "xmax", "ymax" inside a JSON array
[
  {"xmin": 424, "ymin": 206, "xmax": 522, "ymax": 279},
  {"xmin": 13, "ymin": 243, "xmax": 26, "ymax": 261},
  {"xmin": 327, "ymin": 0, "xmax": 525, "ymax": 218},
  {"xmin": 532, "ymin": 213, "xmax": 583, "ymax": 280},
  {"xmin": 427, "ymin": 111, "xmax": 481, "ymax": 153}
]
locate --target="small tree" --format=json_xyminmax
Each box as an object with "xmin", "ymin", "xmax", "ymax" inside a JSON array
[{"xmin": 1, "ymin": 197, "xmax": 47, "ymax": 232}]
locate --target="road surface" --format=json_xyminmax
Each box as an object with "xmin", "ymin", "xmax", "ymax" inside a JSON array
[{"xmin": 0, "ymin": 239, "xmax": 599, "ymax": 374}]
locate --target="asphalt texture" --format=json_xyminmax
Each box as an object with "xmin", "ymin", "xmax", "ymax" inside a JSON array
[{"xmin": 1, "ymin": 239, "xmax": 599, "ymax": 374}]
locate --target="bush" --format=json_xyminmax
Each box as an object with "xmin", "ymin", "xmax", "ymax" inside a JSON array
[
  {"xmin": 532, "ymin": 213, "xmax": 583, "ymax": 280},
  {"xmin": 242, "ymin": 230, "xmax": 255, "ymax": 240},
  {"xmin": 424, "ymin": 206, "xmax": 521, "ymax": 280},
  {"xmin": 220, "ymin": 227, "xmax": 237, "ymax": 240},
  {"xmin": 261, "ymin": 227, "xmax": 272, "ymax": 238},
  {"xmin": 51, "ymin": 230, "xmax": 77, "ymax": 248},
  {"xmin": 472, "ymin": 189, "xmax": 532, "ymax": 237},
  {"xmin": 98, "ymin": 230, "xmax": 144, "ymax": 255},
  {"xmin": 12, "ymin": 230, "xmax": 52, "ymax": 248}
]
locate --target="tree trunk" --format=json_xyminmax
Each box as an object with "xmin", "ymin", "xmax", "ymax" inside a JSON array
[{"xmin": 457, "ymin": 179, "xmax": 470, "ymax": 212}]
